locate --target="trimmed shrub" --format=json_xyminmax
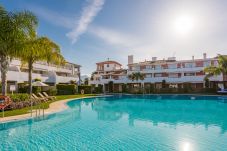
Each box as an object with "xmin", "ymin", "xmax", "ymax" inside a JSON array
[
  {"xmin": 33, "ymin": 86, "xmax": 41, "ymax": 94},
  {"xmin": 9, "ymin": 93, "xmax": 30, "ymax": 102},
  {"xmin": 78, "ymin": 85, "xmax": 92, "ymax": 94},
  {"xmin": 108, "ymin": 81, "xmax": 114, "ymax": 93},
  {"xmin": 56, "ymin": 84, "xmax": 76, "ymax": 95},
  {"xmin": 122, "ymin": 84, "xmax": 128, "ymax": 93},
  {"xmin": 46, "ymin": 87, "xmax": 57, "ymax": 96},
  {"xmin": 18, "ymin": 83, "xmax": 41, "ymax": 94},
  {"xmin": 183, "ymin": 83, "xmax": 192, "ymax": 93},
  {"xmin": 92, "ymin": 84, "xmax": 103, "ymax": 94},
  {"xmin": 203, "ymin": 88, "xmax": 216, "ymax": 93},
  {"xmin": 18, "ymin": 83, "xmax": 28, "ymax": 93}
]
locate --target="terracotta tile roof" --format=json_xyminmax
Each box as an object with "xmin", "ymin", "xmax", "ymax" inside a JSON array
[{"xmin": 96, "ymin": 61, "xmax": 122, "ymax": 66}]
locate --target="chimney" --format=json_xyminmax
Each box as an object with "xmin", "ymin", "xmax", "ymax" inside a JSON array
[
  {"xmin": 203, "ymin": 53, "xmax": 207, "ymax": 59},
  {"xmin": 192, "ymin": 56, "xmax": 194, "ymax": 60},
  {"xmin": 128, "ymin": 55, "xmax": 133, "ymax": 64},
  {"xmin": 152, "ymin": 57, "xmax": 157, "ymax": 61}
]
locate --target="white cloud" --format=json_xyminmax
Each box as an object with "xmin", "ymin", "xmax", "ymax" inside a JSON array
[
  {"xmin": 66, "ymin": 0, "xmax": 105, "ymax": 44},
  {"xmin": 88, "ymin": 25, "xmax": 139, "ymax": 47},
  {"xmin": 88, "ymin": 25, "xmax": 158, "ymax": 60}
]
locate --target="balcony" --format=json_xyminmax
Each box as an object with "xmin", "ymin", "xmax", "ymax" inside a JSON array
[
  {"xmin": 89, "ymin": 74, "xmax": 223, "ymax": 85},
  {"xmin": 56, "ymin": 75, "xmax": 78, "ymax": 83},
  {"xmin": 128, "ymin": 66, "xmax": 205, "ymax": 74}
]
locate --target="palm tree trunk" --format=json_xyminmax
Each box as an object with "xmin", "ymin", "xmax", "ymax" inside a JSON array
[
  {"xmin": 0, "ymin": 55, "xmax": 9, "ymax": 96},
  {"xmin": 28, "ymin": 59, "xmax": 33, "ymax": 95}
]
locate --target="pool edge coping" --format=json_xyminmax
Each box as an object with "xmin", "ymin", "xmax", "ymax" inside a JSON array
[{"xmin": 0, "ymin": 95, "xmax": 108, "ymax": 124}]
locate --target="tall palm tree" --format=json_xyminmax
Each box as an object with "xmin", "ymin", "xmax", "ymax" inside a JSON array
[
  {"xmin": 128, "ymin": 72, "xmax": 146, "ymax": 81},
  {"xmin": 20, "ymin": 33, "xmax": 65, "ymax": 95},
  {"xmin": 204, "ymin": 54, "xmax": 227, "ymax": 81},
  {"xmin": 0, "ymin": 5, "xmax": 37, "ymax": 95}
]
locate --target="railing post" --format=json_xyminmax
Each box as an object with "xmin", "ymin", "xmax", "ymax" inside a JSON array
[{"xmin": 2, "ymin": 108, "xmax": 4, "ymax": 118}]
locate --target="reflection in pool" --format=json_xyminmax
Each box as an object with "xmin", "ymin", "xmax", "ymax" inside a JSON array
[{"xmin": 0, "ymin": 95, "xmax": 227, "ymax": 150}]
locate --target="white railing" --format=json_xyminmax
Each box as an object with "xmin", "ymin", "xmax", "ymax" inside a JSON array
[
  {"xmin": 128, "ymin": 66, "xmax": 205, "ymax": 74},
  {"xmin": 89, "ymin": 74, "xmax": 223, "ymax": 84},
  {"xmin": 56, "ymin": 75, "xmax": 78, "ymax": 83},
  {"xmin": 2, "ymin": 70, "xmax": 79, "ymax": 84}
]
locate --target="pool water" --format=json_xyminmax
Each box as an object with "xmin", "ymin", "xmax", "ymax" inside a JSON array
[{"xmin": 0, "ymin": 95, "xmax": 227, "ymax": 151}]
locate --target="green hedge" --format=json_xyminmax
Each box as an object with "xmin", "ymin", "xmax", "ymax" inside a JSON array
[
  {"xmin": 18, "ymin": 83, "xmax": 41, "ymax": 94},
  {"xmin": 92, "ymin": 84, "xmax": 103, "ymax": 94},
  {"xmin": 56, "ymin": 84, "xmax": 76, "ymax": 95},
  {"xmin": 9, "ymin": 93, "xmax": 30, "ymax": 102},
  {"xmin": 46, "ymin": 87, "xmax": 57, "ymax": 96},
  {"xmin": 78, "ymin": 85, "xmax": 92, "ymax": 94}
]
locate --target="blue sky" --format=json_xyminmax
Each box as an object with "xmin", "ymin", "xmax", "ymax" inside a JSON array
[{"xmin": 2, "ymin": 0, "xmax": 227, "ymax": 75}]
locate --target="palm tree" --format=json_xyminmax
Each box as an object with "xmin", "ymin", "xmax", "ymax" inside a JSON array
[
  {"xmin": 20, "ymin": 34, "xmax": 65, "ymax": 95},
  {"xmin": 128, "ymin": 72, "xmax": 146, "ymax": 93},
  {"xmin": 128, "ymin": 72, "xmax": 146, "ymax": 81},
  {"xmin": 0, "ymin": 5, "xmax": 37, "ymax": 95},
  {"xmin": 204, "ymin": 54, "xmax": 227, "ymax": 81}
]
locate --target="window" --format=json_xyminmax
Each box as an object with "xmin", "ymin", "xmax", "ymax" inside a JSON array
[
  {"xmin": 154, "ymin": 73, "xmax": 162, "ymax": 77},
  {"xmin": 168, "ymin": 73, "xmax": 179, "ymax": 78},
  {"xmin": 185, "ymin": 62, "xmax": 194, "ymax": 68},
  {"xmin": 184, "ymin": 73, "xmax": 195, "ymax": 76},
  {"xmin": 168, "ymin": 64, "xmax": 177, "ymax": 69},
  {"xmin": 107, "ymin": 64, "xmax": 109, "ymax": 67},
  {"xmin": 203, "ymin": 61, "xmax": 210, "ymax": 67},
  {"xmin": 155, "ymin": 65, "xmax": 161, "ymax": 70},
  {"xmin": 146, "ymin": 65, "xmax": 152, "ymax": 69}
]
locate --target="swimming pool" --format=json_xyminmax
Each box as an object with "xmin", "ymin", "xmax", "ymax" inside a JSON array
[{"xmin": 0, "ymin": 95, "xmax": 227, "ymax": 150}]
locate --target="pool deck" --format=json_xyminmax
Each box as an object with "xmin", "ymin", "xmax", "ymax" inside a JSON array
[{"xmin": 0, "ymin": 96, "xmax": 100, "ymax": 123}]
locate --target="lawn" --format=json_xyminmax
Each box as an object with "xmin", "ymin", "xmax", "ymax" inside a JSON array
[{"xmin": 0, "ymin": 94, "xmax": 96, "ymax": 118}]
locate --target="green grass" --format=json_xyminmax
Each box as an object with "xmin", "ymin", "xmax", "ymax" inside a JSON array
[{"xmin": 0, "ymin": 94, "xmax": 96, "ymax": 118}]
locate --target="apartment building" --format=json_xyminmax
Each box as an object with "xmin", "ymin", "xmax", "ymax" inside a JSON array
[
  {"xmin": 90, "ymin": 53, "xmax": 226, "ymax": 92},
  {"xmin": 90, "ymin": 60, "xmax": 127, "ymax": 91},
  {"xmin": 127, "ymin": 53, "xmax": 225, "ymax": 89},
  {"xmin": 1, "ymin": 59, "xmax": 81, "ymax": 91}
]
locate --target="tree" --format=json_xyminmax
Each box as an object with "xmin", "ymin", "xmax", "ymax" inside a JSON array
[
  {"xmin": 128, "ymin": 72, "xmax": 146, "ymax": 81},
  {"xmin": 0, "ymin": 5, "xmax": 37, "ymax": 95},
  {"xmin": 20, "ymin": 34, "xmax": 65, "ymax": 95},
  {"xmin": 204, "ymin": 54, "xmax": 227, "ymax": 81}
]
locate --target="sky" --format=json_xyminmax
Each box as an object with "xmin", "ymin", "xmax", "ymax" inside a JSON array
[{"xmin": 1, "ymin": 0, "xmax": 227, "ymax": 75}]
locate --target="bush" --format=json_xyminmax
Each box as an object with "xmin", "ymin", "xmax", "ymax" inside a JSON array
[
  {"xmin": 18, "ymin": 83, "xmax": 28, "ymax": 93},
  {"xmin": 183, "ymin": 83, "xmax": 192, "ymax": 93},
  {"xmin": 18, "ymin": 83, "xmax": 41, "ymax": 94},
  {"xmin": 92, "ymin": 84, "xmax": 103, "ymax": 94},
  {"xmin": 56, "ymin": 84, "xmax": 76, "ymax": 95},
  {"xmin": 33, "ymin": 87, "xmax": 41, "ymax": 94},
  {"xmin": 9, "ymin": 93, "xmax": 30, "ymax": 102},
  {"xmin": 203, "ymin": 88, "xmax": 216, "ymax": 93},
  {"xmin": 46, "ymin": 87, "xmax": 57, "ymax": 96},
  {"xmin": 78, "ymin": 85, "xmax": 92, "ymax": 94},
  {"xmin": 108, "ymin": 81, "xmax": 114, "ymax": 93},
  {"xmin": 122, "ymin": 84, "xmax": 128, "ymax": 93}
]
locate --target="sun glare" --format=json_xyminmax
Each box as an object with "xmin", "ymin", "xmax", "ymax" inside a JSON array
[
  {"xmin": 180, "ymin": 141, "xmax": 192, "ymax": 151},
  {"xmin": 173, "ymin": 14, "xmax": 195, "ymax": 35}
]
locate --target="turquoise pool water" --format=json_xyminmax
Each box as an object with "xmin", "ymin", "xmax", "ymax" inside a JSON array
[{"xmin": 0, "ymin": 95, "xmax": 227, "ymax": 151}]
